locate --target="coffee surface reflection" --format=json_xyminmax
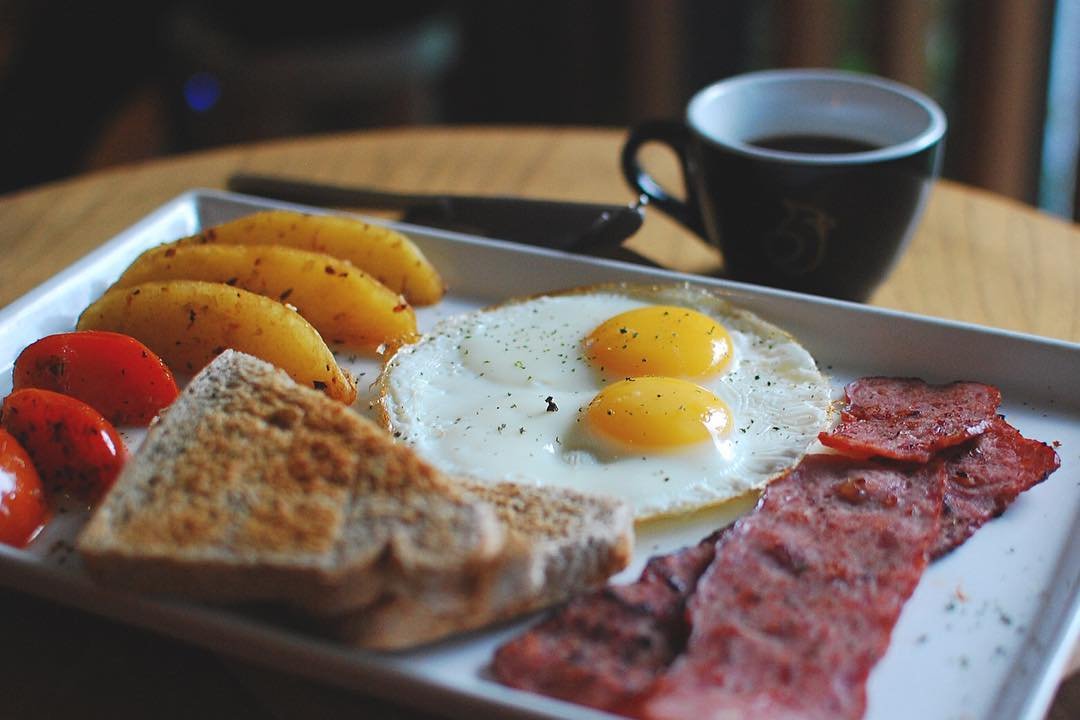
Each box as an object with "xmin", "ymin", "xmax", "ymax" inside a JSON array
[{"xmin": 749, "ymin": 135, "xmax": 880, "ymax": 155}]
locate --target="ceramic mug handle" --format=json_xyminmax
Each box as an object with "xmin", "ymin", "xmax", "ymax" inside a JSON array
[{"xmin": 621, "ymin": 120, "xmax": 707, "ymax": 238}]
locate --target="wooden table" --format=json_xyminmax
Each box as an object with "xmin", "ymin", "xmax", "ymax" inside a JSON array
[{"xmin": 1, "ymin": 127, "xmax": 1078, "ymax": 718}]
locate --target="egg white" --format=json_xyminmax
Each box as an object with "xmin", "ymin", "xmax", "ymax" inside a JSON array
[{"xmin": 378, "ymin": 284, "xmax": 830, "ymax": 520}]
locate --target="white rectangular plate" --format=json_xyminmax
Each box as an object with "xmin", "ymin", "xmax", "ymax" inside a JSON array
[{"xmin": 1, "ymin": 190, "xmax": 1078, "ymax": 720}]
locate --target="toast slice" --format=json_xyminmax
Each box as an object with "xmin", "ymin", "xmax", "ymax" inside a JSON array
[
  {"xmin": 77, "ymin": 350, "xmax": 507, "ymax": 614},
  {"xmin": 334, "ymin": 479, "xmax": 634, "ymax": 649},
  {"xmin": 77, "ymin": 350, "xmax": 634, "ymax": 647}
]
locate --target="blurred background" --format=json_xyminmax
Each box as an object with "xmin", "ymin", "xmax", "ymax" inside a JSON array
[{"xmin": 0, "ymin": 0, "xmax": 1076, "ymax": 219}]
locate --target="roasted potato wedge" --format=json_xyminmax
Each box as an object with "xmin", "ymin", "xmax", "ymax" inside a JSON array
[
  {"xmin": 77, "ymin": 281, "xmax": 356, "ymax": 404},
  {"xmin": 175, "ymin": 210, "xmax": 444, "ymax": 305},
  {"xmin": 113, "ymin": 245, "xmax": 418, "ymax": 353}
]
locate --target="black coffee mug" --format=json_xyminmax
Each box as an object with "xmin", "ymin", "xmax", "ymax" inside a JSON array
[{"xmin": 623, "ymin": 69, "xmax": 946, "ymax": 301}]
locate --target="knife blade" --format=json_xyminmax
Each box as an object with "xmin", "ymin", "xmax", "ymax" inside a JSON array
[{"xmin": 226, "ymin": 173, "xmax": 652, "ymax": 265}]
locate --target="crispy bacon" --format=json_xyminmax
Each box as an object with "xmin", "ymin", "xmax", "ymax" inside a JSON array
[
  {"xmin": 494, "ymin": 456, "xmax": 948, "ymax": 718},
  {"xmin": 818, "ymin": 378, "xmax": 1059, "ymax": 558},
  {"xmin": 818, "ymin": 377, "xmax": 1001, "ymax": 462},
  {"xmin": 639, "ymin": 456, "xmax": 945, "ymax": 720},
  {"xmin": 492, "ymin": 531, "xmax": 721, "ymax": 711},
  {"xmin": 934, "ymin": 417, "xmax": 1059, "ymax": 557},
  {"xmin": 493, "ymin": 377, "xmax": 1060, "ymax": 718}
]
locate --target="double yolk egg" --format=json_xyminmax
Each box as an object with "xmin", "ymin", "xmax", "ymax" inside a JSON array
[
  {"xmin": 379, "ymin": 284, "xmax": 830, "ymax": 520},
  {"xmin": 583, "ymin": 304, "xmax": 733, "ymax": 452}
]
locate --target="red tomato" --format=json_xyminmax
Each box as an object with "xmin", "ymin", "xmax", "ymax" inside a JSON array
[
  {"xmin": 13, "ymin": 330, "xmax": 179, "ymax": 426},
  {"xmin": 1, "ymin": 388, "xmax": 126, "ymax": 503},
  {"xmin": 0, "ymin": 428, "xmax": 49, "ymax": 547}
]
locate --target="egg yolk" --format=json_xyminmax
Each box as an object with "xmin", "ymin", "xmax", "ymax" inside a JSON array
[
  {"xmin": 584, "ymin": 305, "xmax": 732, "ymax": 379},
  {"xmin": 584, "ymin": 377, "xmax": 731, "ymax": 450}
]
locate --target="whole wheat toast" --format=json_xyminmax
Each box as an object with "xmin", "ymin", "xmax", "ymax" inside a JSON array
[{"xmin": 77, "ymin": 350, "xmax": 633, "ymax": 646}]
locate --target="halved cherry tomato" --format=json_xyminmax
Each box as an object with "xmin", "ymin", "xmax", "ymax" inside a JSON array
[
  {"xmin": 1, "ymin": 388, "xmax": 126, "ymax": 503},
  {"xmin": 0, "ymin": 428, "xmax": 49, "ymax": 547},
  {"xmin": 13, "ymin": 330, "xmax": 178, "ymax": 426}
]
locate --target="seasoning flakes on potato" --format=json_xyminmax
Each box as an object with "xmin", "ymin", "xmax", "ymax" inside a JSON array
[
  {"xmin": 175, "ymin": 210, "xmax": 445, "ymax": 306},
  {"xmin": 114, "ymin": 244, "xmax": 419, "ymax": 353},
  {"xmin": 76, "ymin": 281, "xmax": 357, "ymax": 404}
]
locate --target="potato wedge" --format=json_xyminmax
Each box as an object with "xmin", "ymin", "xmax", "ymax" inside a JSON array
[
  {"xmin": 113, "ymin": 245, "xmax": 418, "ymax": 353},
  {"xmin": 175, "ymin": 210, "xmax": 444, "ymax": 305},
  {"xmin": 77, "ymin": 281, "xmax": 356, "ymax": 404}
]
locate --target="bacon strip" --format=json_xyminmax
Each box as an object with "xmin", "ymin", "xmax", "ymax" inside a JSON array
[
  {"xmin": 638, "ymin": 456, "xmax": 945, "ymax": 720},
  {"xmin": 493, "ymin": 377, "xmax": 1060, "ymax": 717},
  {"xmin": 818, "ymin": 377, "xmax": 1001, "ymax": 462},
  {"xmin": 818, "ymin": 378, "xmax": 1059, "ymax": 558},
  {"xmin": 934, "ymin": 417, "xmax": 1060, "ymax": 558},
  {"xmin": 492, "ymin": 531, "xmax": 722, "ymax": 711},
  {"xmin": 494, "ymin": 455, "xmax": 949, "ymax": 717}
]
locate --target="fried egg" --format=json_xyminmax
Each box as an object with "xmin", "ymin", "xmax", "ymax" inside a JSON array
[{"xmin": 378, "ymin": 283, "xmax": 830, "ymax": 520}]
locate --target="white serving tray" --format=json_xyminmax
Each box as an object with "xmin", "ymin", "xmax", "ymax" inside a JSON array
[{"xmin": 0, "ymin": 190, "xmax": 1077, "ymax": 720}]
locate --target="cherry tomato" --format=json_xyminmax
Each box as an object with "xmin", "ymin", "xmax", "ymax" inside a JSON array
[
  {"xmin": 13, "ymin": 330, "xmax": 178, "ymax": 426},
  {"xmin": 0, "ymin": 428, "xmax": 49, "ymax": 547},
  {"xmin": 1, "ymin": 388, "xmax": 126, "ymax": 503}
]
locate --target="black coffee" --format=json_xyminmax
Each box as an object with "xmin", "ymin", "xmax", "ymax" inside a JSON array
[{"xmin": 751, "ymin": 134, "xmax": 879, "ymax": 154}]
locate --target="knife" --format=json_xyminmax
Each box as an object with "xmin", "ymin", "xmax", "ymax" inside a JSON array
[{"xmin": 226, "ymin": 173, "xmax": 653, "ymax": 265}]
